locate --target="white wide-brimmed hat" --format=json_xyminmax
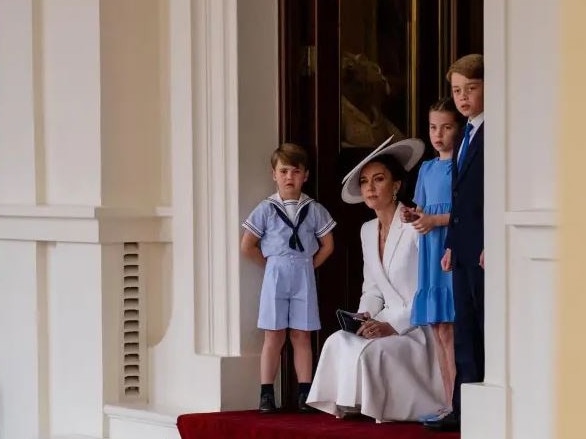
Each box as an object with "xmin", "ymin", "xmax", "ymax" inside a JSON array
[{"xmin": 341, "ymin": 136, "xmax": 425, "ymax": 204}]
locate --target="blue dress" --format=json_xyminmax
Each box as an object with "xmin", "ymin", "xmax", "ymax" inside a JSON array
[{"xmin": 410, "ymin": 158, "xmax": 455, "ymax": 325}]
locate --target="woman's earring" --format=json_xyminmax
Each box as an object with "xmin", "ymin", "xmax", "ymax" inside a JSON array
[{"xmin": 392, "ymin": 191, "xmax": 397, "ymax": 202}]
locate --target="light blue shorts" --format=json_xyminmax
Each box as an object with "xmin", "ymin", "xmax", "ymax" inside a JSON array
[{"xmin": 258, "ymin": 255, "xmax": 321, "ymax": 331}]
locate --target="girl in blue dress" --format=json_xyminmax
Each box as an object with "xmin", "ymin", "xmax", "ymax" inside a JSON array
[{"xmin": 401, "ymin": 98, "xmax": 463, "ymax": 420}]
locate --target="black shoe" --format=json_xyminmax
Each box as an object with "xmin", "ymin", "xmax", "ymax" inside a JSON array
[
  {"xmin": 297, "ymin": 392, "xmax": 317, "ymax": 413},
  {"xmin": 259, "ymin": 393, "xmax": 277, "ymax": 413},
  {"xmin": 423, "ymin": 412, "xmax": 460, "ymax": 432}
]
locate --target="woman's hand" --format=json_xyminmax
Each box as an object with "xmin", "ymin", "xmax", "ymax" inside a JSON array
[
  {"xmin": 412, "ymin": 212, "xmax": 436, "ymax": 234},
  {"xmin": 357, "ymin": 317, "xmax": 396, "ymax": 339}
]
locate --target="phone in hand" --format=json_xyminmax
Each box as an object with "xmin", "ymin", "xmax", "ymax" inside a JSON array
[
  {"xmin": 336, "ymin": 309, "xmax": 367, "ymax": 333},
  {"xmin": 352, "ymin": 313, "xmax": 367, "ymax": 322}
]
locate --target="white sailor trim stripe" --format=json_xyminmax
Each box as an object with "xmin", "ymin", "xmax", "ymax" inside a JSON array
[
  {"xmin": 295, "ymin": 197, "xmax": 314, "ymax": 220},
  {"xmin": 316, "ymin": 219, "xmax": 336, "ymax": 238},
  {"xmin": 242, "ymin": 220, "xmax": 263, "ymax": 238},
  {"xmin": 266, "ymin": 193, "xmax": 315, "ymax": 222},
  {"xmin": 266, "ymin": 199, "xmax": 288, "ymax": 219}
]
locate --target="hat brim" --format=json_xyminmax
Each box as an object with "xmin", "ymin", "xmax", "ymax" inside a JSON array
[{"xmin": 341, "ymin": 136, "xmax": 425, "ymax": 204}]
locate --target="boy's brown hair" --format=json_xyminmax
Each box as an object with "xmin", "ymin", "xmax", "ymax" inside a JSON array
[
  {"xmin": 271, "ymin": 143, "xmax": 309, "ymax": 170},
  {"xmin": 446, "ymin": 54, "xmax": 484, "ymax": 82}
]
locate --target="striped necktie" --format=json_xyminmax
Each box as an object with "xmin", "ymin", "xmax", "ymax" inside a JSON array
[{"xmin": 458, "ymin": 123, "xmax": 474, "ymax": 171}]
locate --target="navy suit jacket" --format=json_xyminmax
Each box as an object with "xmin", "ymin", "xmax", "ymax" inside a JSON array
[{"xmin": 445, "ymin": 122, "xmax": 484, "ymax": 266}]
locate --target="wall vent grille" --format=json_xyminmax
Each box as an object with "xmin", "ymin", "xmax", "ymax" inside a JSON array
[{"xmin": 122, "ymin": 242, "xmax": 144, "ymax": 399}]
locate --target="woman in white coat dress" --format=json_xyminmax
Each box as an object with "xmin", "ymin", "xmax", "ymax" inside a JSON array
[{"xmin": 306, "ymin": 138, "xmax": 444, "ymax": 423}]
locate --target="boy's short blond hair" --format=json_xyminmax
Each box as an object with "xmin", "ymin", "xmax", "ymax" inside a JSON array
[
  {"xmin": 271, "ymin": 143, "xmax": 309, "ymax": 170},
  {"xmin": 446, "ymin": 54, "xmax": 484, "ymax": 82}
]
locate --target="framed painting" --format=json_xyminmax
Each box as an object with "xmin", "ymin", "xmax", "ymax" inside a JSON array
[{"xmin": 339, "ymin": 0, "xmax": 419, "ymax": 148}]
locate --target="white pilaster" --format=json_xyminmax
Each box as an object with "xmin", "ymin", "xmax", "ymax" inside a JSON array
[
  {"xmin": 483, "ymin": 0, "xmax": 508, "ymax": 386},
  {"xmin": 0, "ymin": 241, "xmax": 43, "ymax": 439},
  {"xmin": 0, "ymin": 1, "xmax": 172, "ymax": 438},
  {"xmin": 42, "ymin": 0, "xmax": 101, "ymax": 205},
  {"xmin": 48, "ymin": 243, "xmax": 104, "ymax": 437},
  {"xmin": 236, "ymin": 0, "xmax": 280, "ymax": 356},
  {"xmin": 142, "ymin": 0, "xmax": 278, "ymax": 420},
  {"xmin": 190, "ymin": 0, "xmax": 277, "ymax": 357},
  {"xmin": 507, "ymin": 226, "xmax": 555, "ymax": 439},
  {"xmin": 471, "ymin": 1, "xmax": 559, "ymax": 438},
  {"xmin": 99, "ymin": 0, "xmax": 169, "ymax": 208},
  {"xmin": 191, "ymin": 0, "xmax": 241, "ymax": 356},
  {"xmin": 0, "ymin": 0, "xmax": 36, "ymax": 204}
]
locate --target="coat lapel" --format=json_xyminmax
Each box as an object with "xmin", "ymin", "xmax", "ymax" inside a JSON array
[
  {"xmin": 382, "ymin": 207, "xmax": 404, "ymax": 271},
  {"xmin": 363, "ymin": 206, "xmax": 408, "ymax": 308}
]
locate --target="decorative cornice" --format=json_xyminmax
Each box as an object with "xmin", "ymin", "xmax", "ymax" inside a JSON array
[
  {"xmin": 0, "ymin": 205, "xmax": 172, "ymax": 243},
  {"xmin": 504, "ymin": 209, "xmax": 557, "ymax": 227}
]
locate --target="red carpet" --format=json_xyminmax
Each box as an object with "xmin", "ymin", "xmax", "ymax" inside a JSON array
[{"xmin": 177, "ymin": 410, "xmax": 460, "ymax": 439}]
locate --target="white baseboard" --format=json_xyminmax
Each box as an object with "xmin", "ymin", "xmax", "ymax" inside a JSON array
[
  {"xmin": 462, "ymin": 383, "xmax": 508, "ymax": 439},
  {"xmin": 50, "ymin": 436, "xmax": 102, "ymax": 439},
  {"xmin": 104, "ymin": 405, "xmax": 181, "ymax": 439}
]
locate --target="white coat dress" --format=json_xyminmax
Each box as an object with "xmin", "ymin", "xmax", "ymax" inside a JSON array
[{"xmin": 306, "ymin": 206, "xmax": 444, "ymax": 422}]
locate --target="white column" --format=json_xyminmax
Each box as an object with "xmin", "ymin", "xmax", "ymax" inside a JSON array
[
  {"xmin": 146, "ymin": 0, "xmax": 278, "ymax": 414},
  {"xmin": 190, "ymin": 0, "xmax": 278, "ymax": 357},
  {"xmin": 191, "ymin": 0, "xmax": 241, "ymax": 356},
  {"xmin": 469, "ymin": 1, "xmax": 558, "ymax": 438},
  {"xmin": 236, "ymin": 0, "xmax": 280, "ymax": 356}
]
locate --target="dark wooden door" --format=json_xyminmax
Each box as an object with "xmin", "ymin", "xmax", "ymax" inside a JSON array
[{"xmin": 278, "ymin": 0, "xmax": 483, "ymax": 410}]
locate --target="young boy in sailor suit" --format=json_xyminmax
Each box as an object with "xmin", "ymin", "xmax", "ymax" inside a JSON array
[{"xmin": 241, "ymin": 143, "xmax": 336, "ymax": 413}]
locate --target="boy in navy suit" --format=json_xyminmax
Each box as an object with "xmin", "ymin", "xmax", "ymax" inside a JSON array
[{"xmin": 425, "ymin": 54, "xmax": 484, "ymax": 432}]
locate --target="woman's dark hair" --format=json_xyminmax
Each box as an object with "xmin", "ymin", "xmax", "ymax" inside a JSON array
[{"xmin": 364, "ymin": 153, "xmax": 410, "ymax": 205}]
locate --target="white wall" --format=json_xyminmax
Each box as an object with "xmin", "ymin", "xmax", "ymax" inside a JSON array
[
  {"xmin": 473, "ymin": 0, "xmax": 558, "ymax": 438},
  {"xmin": 0, "ymin": 241, "xmax": 42, "ymax": 439},
  {"xmin": 506, "ymin": 1, "xmax": 558, "ymax": 211},
  {"xmin": 0, "ymin": 0, "xmax": 563, "ymax": 438},
  {"xmin": 47, "ymin": 243, "xmax": 104, "ymax": 437},
  {"xmin": 237, "ymin": 0, "xmax": 279, "ymax": 356},
  {"xmin": 147, "ymin": 0, "xmax": 278, "ymax": 415},
  {"xmin": 100, "ymin": 0, "xmax": 170, "ymax": 208},
  {"xmin": 0, "ymin": 0, "xmax": 36, "ymax": 204},
  {"xmin": 42, "ymin": 0, "xmax": 102, "ymax": 205},
  {"xmin": 0, "ymin": 1, "xmax": 171, "ymax": 438}
]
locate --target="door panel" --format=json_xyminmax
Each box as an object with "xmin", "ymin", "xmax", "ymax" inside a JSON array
[{"xmin": 278, "ymin": 0, "xmax": 482, "ymax": 410}]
